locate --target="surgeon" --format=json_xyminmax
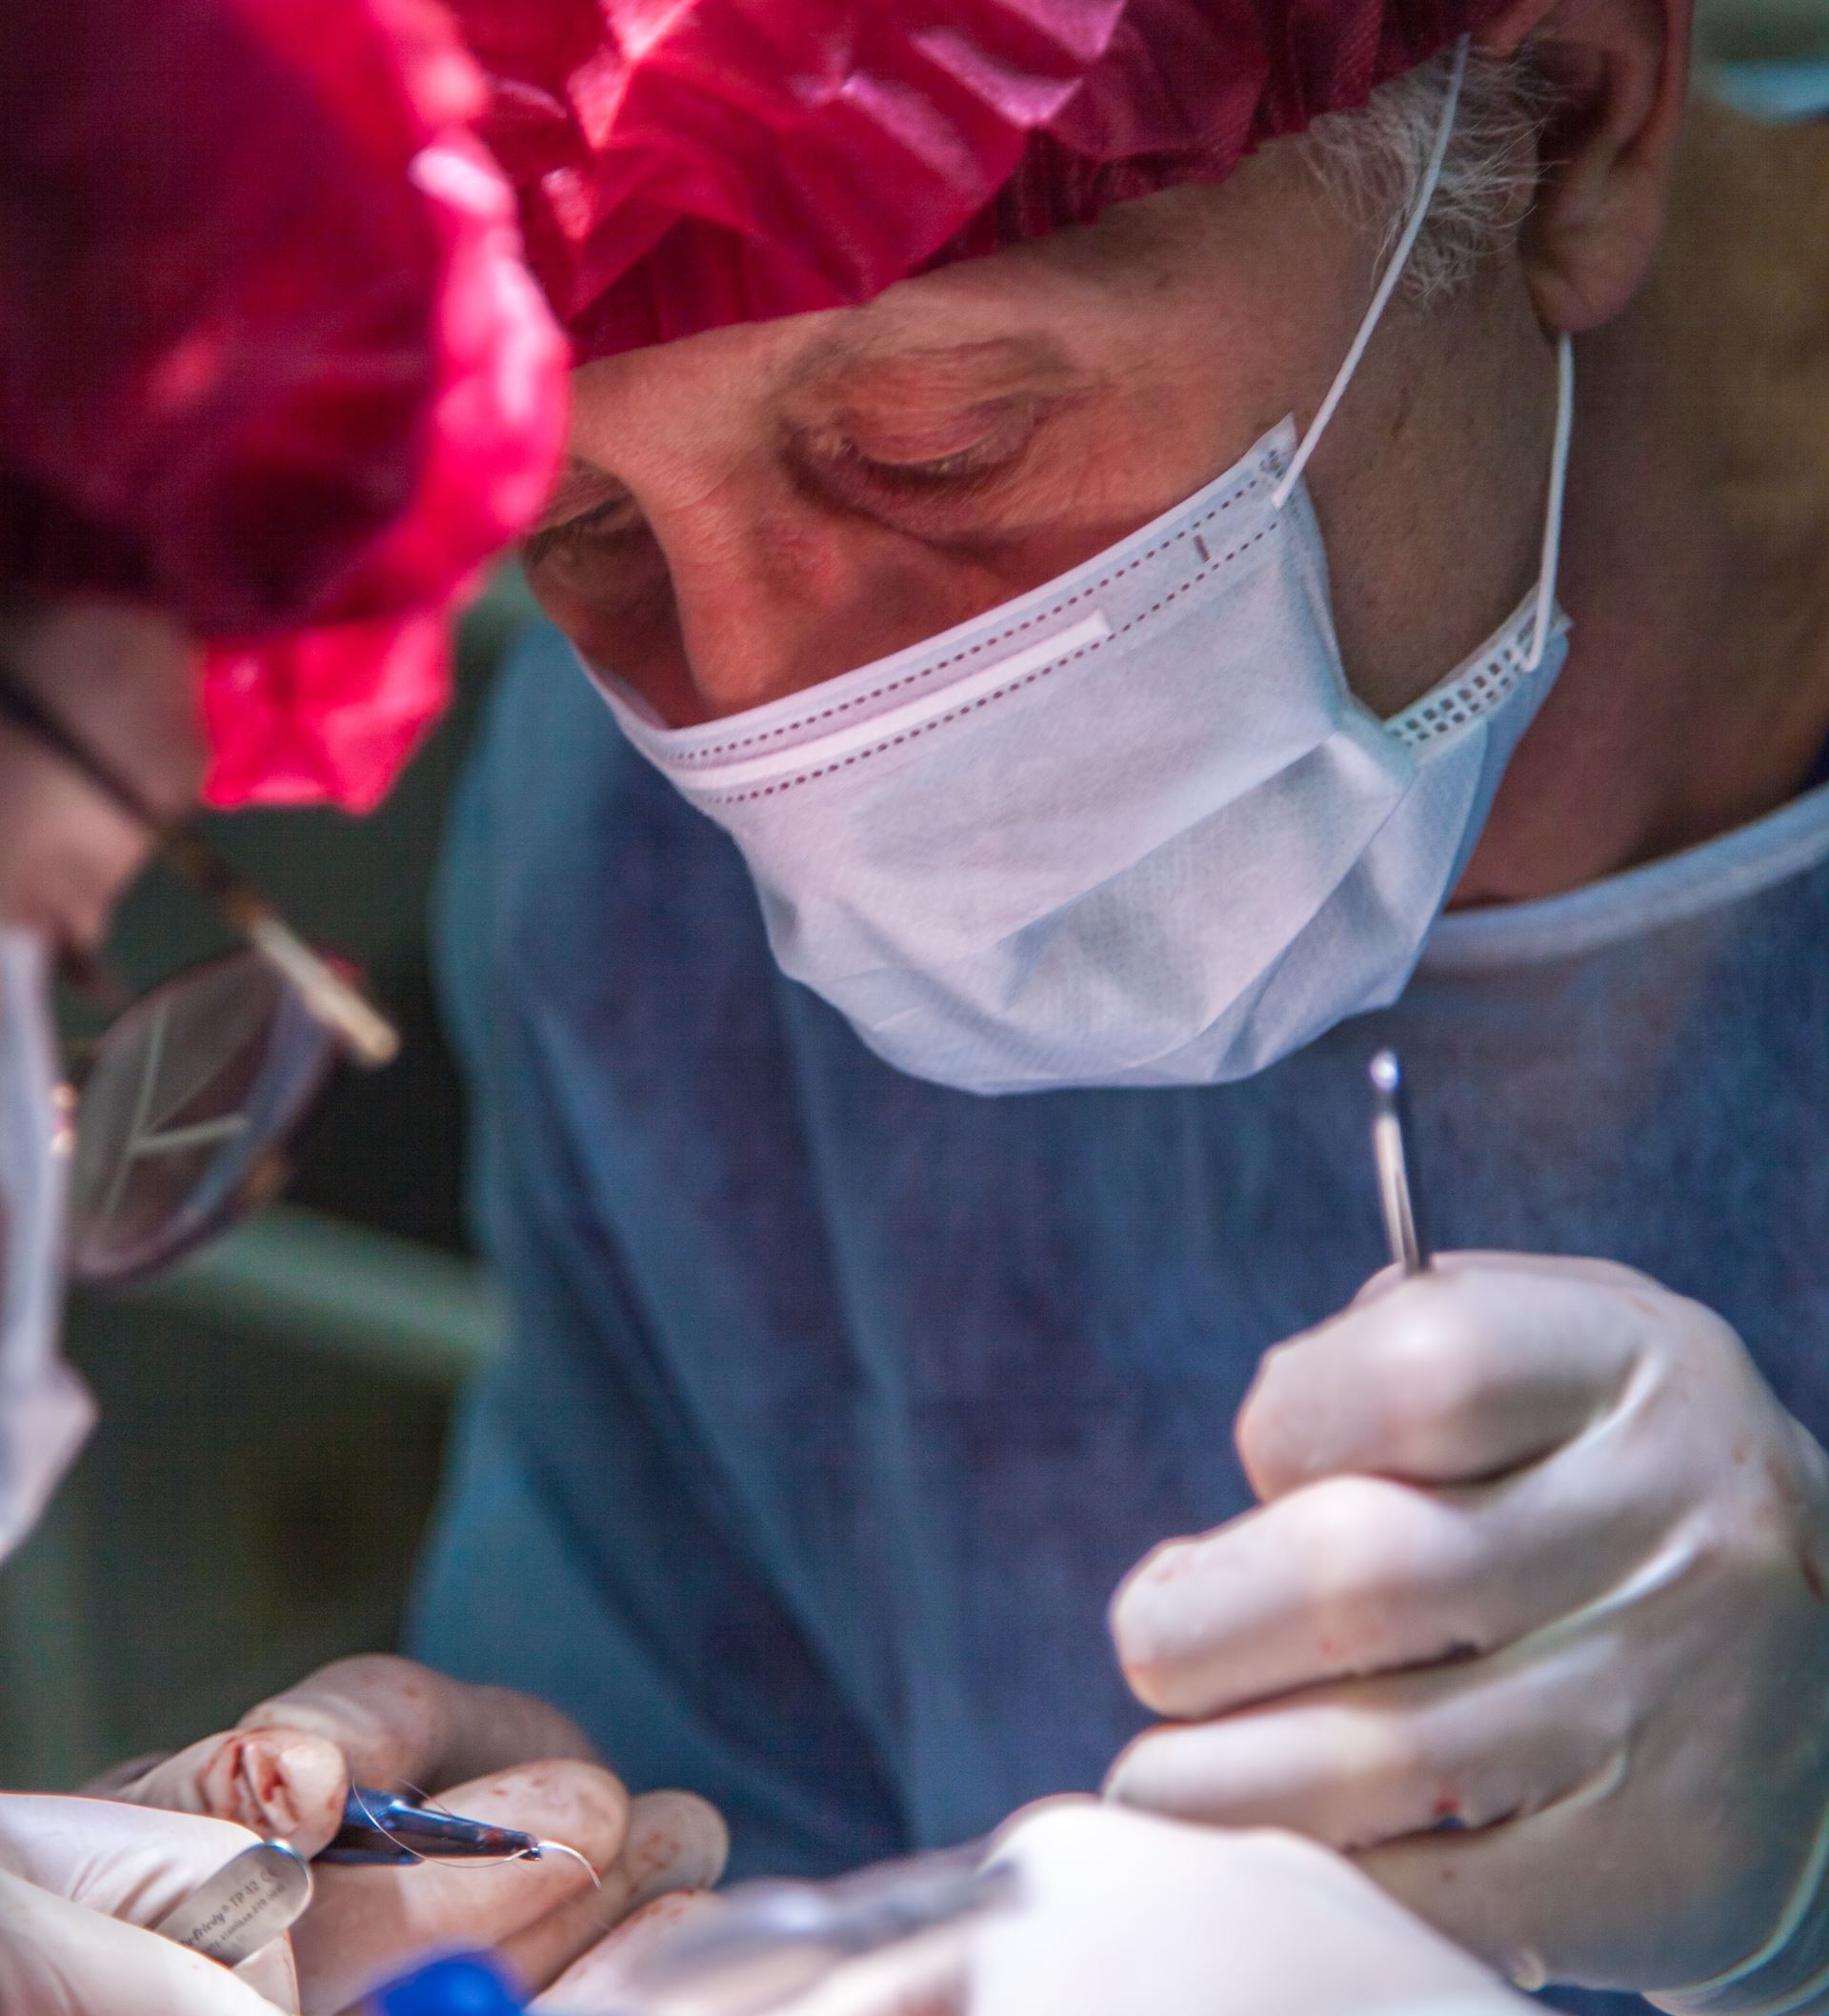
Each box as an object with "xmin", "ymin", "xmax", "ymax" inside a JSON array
[
  {"xmin": 0, "ymin": 2, "xmax": 721, "ymax": 2007},
  {"xmin": 394, "ymin": 0, "xmax": 1829, "ymax": 2006}
]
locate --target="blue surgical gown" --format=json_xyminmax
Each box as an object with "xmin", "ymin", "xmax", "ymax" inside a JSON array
[{"xmin": 411, "ymin": 615, "xmax": 1829, "ymax": 1894}]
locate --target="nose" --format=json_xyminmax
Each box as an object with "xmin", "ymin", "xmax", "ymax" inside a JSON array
[{"xmin": 666, "ymin": 510, "xmax": 905, "ymax": 716}]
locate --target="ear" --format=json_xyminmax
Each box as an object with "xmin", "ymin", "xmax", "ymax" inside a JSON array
[{"xmin": 1476, "ymin": 0, "xmax": 1693, "ymax": 333}]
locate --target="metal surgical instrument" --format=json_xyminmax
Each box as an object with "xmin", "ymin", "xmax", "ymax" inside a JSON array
[
  {"xmin": 152, "ymin": 1841, "xmax": 314, "ymax": 1967},
  {"xmin": 1369, "ymin": 1047, "xmax": 1431, "ymax": 1275},
  {"xmin": 154, "ymin": 1788, "xmax": 576, "ymax": 1976},
  {"xmin": 319, "ymin": 1786, "xmax": 549, "ymax": 1865}
]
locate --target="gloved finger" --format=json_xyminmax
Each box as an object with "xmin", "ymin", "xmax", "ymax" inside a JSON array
[
  {"xmin": 604, "ymin": 1791, "xmax": 729, "ymax": 1916},
  {"xmin": 236, "ymin": 1655, "xmax": 599, "ymax": 1796},
  {"xmin": 773, "ymin": 1940, "xmax": 966, "ymax": 2016},
  {"xmin": 0, "ymin": 1794, "xmax": 261, "ymax": 1905},
  {"xmin": 1354, "ymin": 1796, "xmax": 1640, "ymax": 1993},
  {"xmin": 1105, "ymin": 1635, "xmax": 1621, "ymax": 1849},
  {"xmin": 0, "ymin": 1802, "xmax": 301, "ymax": 2013},
  {"xmin": 1238, "ymin": 1257, "xmax": 1646, "ymax": 1500},
  {"xmin": 1345, "ymin": 1251, "xmax": 1663, "ymax": 1311},
  {"xmin": 0, "ymin": 1866, "xmax": 297, "ymax": 2016},
  {"xmin": 1112, "ymin": 1458, "xmax": 1665, "ymax": 1719},
  {"xmin": 974, "ymin": 1801, "xmax": 1511, "ymax": 2016},
  {"xmin": 90, "ymin": 1727, "xmax": 353, "ymax": 1857},
  {"xmin": 494, "ymin": 1791, "xmax": 730, "ymax": 1991},
  {"xmin": 531, "ymin": 1889, "xmax": 725, "ymax": 2013},
  {"xmin": 292, "ymin": 1760, "xmax": 632, "ymax": 2016}
]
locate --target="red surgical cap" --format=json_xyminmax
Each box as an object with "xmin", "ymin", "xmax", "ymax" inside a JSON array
[
  {"xmin": 446, "ymin": 0, "xmax": 1508, "ymax": 363},
  {"xmin": 0, "ymin": 0, "xmax": 568, "ymax": 811}
]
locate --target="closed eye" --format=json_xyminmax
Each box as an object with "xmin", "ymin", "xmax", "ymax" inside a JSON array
[
  {"xmin": 787, "ymin": 395, "xmax": 1057, "ymax": 527},
  {"xmin": 821, "ymin": 435, "xmax": 1013, "ymax": 491},
  {"xmin": 522, "ymin": 488, "xmax": 651, "ymax": 569}
]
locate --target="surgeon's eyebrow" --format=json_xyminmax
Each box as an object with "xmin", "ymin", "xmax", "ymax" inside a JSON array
[{"xmin": 780, "ymin": 333, "xmax": 1096, "ymax": 419}]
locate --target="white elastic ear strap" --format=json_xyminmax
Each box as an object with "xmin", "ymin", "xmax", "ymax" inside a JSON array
[
  {"xmin": 1270, "ymin": 34, "xmax": 1472, "ymax": 513},
  {"xmin": 1268, "ymin": 33, "xmax": 1577, "ymax": 675},
  {"xmin": 1525, "ymin": 330, "xmax": 1576, "ymax": 672}
]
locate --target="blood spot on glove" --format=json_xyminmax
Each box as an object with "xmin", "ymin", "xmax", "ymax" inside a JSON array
[{"xmin": 1142, "ymin": 1544, "xmax": 1200, "ymax": 1586}]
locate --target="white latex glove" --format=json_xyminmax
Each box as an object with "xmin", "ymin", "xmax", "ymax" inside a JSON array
[
  {"xmin": 1106, "ymin": 1254, "xmax": 1829, "ymax": 2012},
  {"xmin": 0, "ymin": 1792, "xmax": 298, "ymax": 2014},
  {"xmin": 745, "ymin": 1802, "xmax": 1522, "ymax": 2016},
  {"xmin": 90, "ymin": 1656, "xmax": 727, "ymax": 2016},
  {"xmin": 533, "ymin": 1890, "xmax": 724, "ymax": 2013}
]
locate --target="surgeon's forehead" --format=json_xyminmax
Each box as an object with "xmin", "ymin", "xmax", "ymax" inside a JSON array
[
  {"xmin": 565, "ymin": 172, "xmax": 1314, "ymax": 431},
  {"xmin": 569, "ymin": 256, "xmax": 1110, "ymax": 422}
]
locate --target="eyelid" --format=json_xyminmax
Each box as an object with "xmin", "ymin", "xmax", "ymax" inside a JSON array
[
  {"xmin": 788, "ymin": 395, "xmax": 1056, "ymax": 513},
  {"xmin": 522, "ymin": 488, "xmax": 650, "ymax": 569},
  {"xmin": 534, "ymin": 457, "xmax": 636, "ymax": 532},
  {"xmin": 834, "ymin": 435, "xmax": 1009, "ymax": 486},
  {"xmin": 822, "ymin": 394, "xmax": 1037, "ymax": 473}
]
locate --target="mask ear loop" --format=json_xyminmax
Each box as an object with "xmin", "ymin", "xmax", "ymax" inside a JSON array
[
  {"xmin": 1265, "ymin": 33, "xmax": 1578, "ymax": 679},
  {"xmin": 1524, "ymin": 331, "xmax": 1577, "ymax": 673},
  {"xmin": 1270, "ymin": 34, "xmax": 1472, "ymax": 515}
]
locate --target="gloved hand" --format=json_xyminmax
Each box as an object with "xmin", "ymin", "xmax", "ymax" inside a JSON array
[
  {"xmin": 0, "ymin": 1792, "xmax": 299, "ymax": 2014},
  {"xmin": 1106, "ymin": 1255, "xmax": 1829, "ymax": 2012},
  {"xmin": 531, "ymin": 1890, "xmax": 723, "ymax": 2013},
  {"xmin": 90, "ymin": 1655, "xmax": 727, "ymax": 2016},
  {"xmin": 699, "ymin": 1802, "xmax": 1522, "ymax": 2016}
]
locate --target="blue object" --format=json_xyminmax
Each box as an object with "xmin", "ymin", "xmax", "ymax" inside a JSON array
[
  {"xmin": 378, "ymin": 1956, "xmax": 523, "ymax": 2016},
  {"xmin": 1709, "ymin": 59, "xmax": 1829, "ymax": 121}
]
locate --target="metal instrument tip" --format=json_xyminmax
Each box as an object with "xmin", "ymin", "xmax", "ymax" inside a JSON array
[{"xmin": 1368, "ymin": 1047, "xmax": 1431, "ymax": 1276}]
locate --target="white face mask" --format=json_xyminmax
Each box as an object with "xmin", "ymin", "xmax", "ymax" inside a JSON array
[
  {"xmin": 0, "ymin": 928, "xmax": 92, "ymax": 1561},
  {"xmin": 591, "ymin": 41, "xmax": 1577, "ymax": 1094}
]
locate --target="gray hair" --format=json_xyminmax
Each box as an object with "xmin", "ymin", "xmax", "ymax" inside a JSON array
[{"xmin": 1299, "ymin": 47, "xmax": 1559, "ymax": 300}]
